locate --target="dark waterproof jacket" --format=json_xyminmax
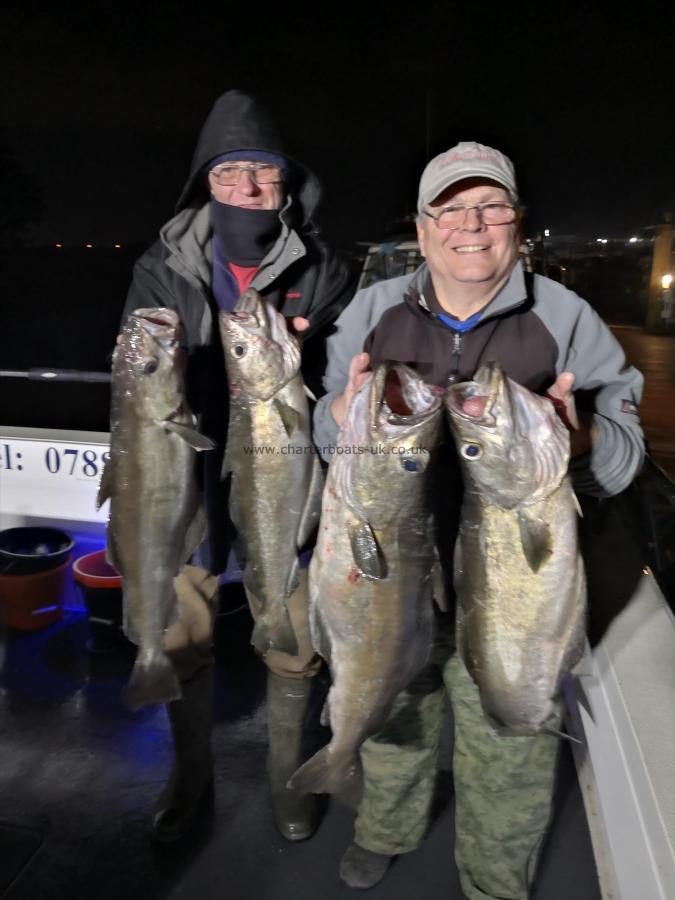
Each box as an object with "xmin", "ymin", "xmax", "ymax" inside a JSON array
[{"xmin": 122, "ymin": 90, "xmax": 355, "ymax": 572}]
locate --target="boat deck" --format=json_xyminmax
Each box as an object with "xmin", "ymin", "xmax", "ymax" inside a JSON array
[{"xmin": 0, "ymin": 596, "xmax": 600, "ymax": 900}]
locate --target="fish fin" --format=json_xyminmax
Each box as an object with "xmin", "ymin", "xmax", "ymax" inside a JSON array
[
  {"xmin": 163, "ymin": 420, "xmax": 215, "ymax": 451},
  {"xmin": 97, "ymin": 457, "xmax": 115, "ymax": 508},
  {"xmin": 543, "ymin": 727, "xmax": 583, "ymax": 745},
  {"xmin": 517, "ymin": 510, "xmax": 552, "ymax": 573},
  {"xmin": 571, "ymin": 674, "xmax": 595, "ymax": 724},
  {"xmin": 123, "ymin": 649, "xmax": 181, "ymax": 712},
  {"xmin": 572, "ymin": 490, "xmax": 583, "ymax": 518},
  {"xmin": 296, "ymin": 454, "xmax": 324, "ymax": 549},
  {"xmin": 287, "ymin": 747, "xmax": 363, "ymax": 808},
  {"xmin": 273, "ymin": 399, "xmax": 302, "ymax": 437},
  {"xmin": 304, "ymin": 384, "xmax": 317, "ymax": 402},
  {"xmin": 349, "ymin": 521, "xmax": 387, "ymax": 580},
  {"xmin": 251, "ymin": 607, "xmax": 299, "ymax": 657}
]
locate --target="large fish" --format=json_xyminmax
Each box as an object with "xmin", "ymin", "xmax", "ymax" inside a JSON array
[
  {"xmin": 98, "ymin": 308, "xmax": 214, "ymax": 711},
  {"xmin": 218, "ymin": 290, "xmax": 324, "ymax": 657},
  {"xmin": 288, "ymin": 364, "xmax": 443, "ymax": 802},
  {"xmin": 445, "ymin": 361, "xmax": 586, "ymax": 733}
]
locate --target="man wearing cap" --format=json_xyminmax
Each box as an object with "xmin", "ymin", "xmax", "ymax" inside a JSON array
[
  {"xmin": 121, "ymin": 90, "xmax": 354, "ymax": 844},
  {"xmin": 313, "ymin": 142, "xmax": 644, "ymax": 897}
]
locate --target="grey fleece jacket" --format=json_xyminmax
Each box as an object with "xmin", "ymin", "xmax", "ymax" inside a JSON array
[{"xmin": 313, "ymin": 261, "xmax": 645, "ymax": 497}]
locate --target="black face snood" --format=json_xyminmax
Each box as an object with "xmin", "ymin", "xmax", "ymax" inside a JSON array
[{"xmin": 210, "ymin": 200, "xmax": 282, "ymax": 266}]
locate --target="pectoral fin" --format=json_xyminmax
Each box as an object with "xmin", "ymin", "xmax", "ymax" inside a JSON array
[
  {"xmin": 517, "ymin": 511, "xmax": 552, "ymax": 573},
  {"xmin": 572, "ymin": 491, "xmax": 583, "ymax": 518},
  {"xmin": 96, "ymin": 457, "xmax": 115, "ymax": 508},
  {"xmin": 273, "ymin": 399, "xmax": 302, "ymax": 437},
  {"xmin": 349, "ymin": 520, "xmax": 386, "ymax": 580},
  {"xmin": 163, "ymin": 420, "xmax": 215, "ymax": 451}
]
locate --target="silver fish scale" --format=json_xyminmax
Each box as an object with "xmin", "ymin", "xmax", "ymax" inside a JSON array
[
  {"xmin": 448, "ymin": 362, "xmax": 587, "ymax": 733},
  {"xmin": 103, "ymin": 308, "xmax": 207, "ymax": 710},
  {"xmin": 288, "ymin": 365, "xmax": 442, "ymax": 799}
]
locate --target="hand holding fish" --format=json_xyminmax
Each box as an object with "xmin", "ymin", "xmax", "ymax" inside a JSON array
[
  {"xmin": 546, "ymin": 371, "xmax": 594, "ymax": 457},
  {"xmin": 289, "ymin": 316, "xmax": 310, "ymax": 335},
  {"xmin": 287, "ymin": 316, "xmax": 310, "ymax": 348},
  {"xmin": 330, "ymin": 352, "xmax": 371, "ymax": 427}
]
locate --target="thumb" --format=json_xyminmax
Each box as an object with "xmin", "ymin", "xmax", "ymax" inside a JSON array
[
  {"xmin": 551, "ymin": 371, "xmax": 575, "ymax": 398},
  {"xmin": 291, "ymin": 316, "xmax": 310, "ymax": 334}
]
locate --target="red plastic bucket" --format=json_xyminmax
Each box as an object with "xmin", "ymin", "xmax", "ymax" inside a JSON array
[
  {"xmin": 73, "ymin": 550, "xmax": 127, "ymax": 652},
  {"xmin": 0, "ymin": 557, "xmax": 71, "ymax": 630}
]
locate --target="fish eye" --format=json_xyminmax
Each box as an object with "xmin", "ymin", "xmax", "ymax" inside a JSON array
[
  {"xmin": 232, "ymin": 344, "xmax": 246, "ymax": 358},
  {"xmin": 400, "ymin": 458, "xmax": 423, "ymax": 473},
  {"xmin": 143, "ymin": 358, "xmax": 159, "ymax": 375},
  {"xmin": 460, "ymin": 442, "xmax": 483, "ymax": 460}
]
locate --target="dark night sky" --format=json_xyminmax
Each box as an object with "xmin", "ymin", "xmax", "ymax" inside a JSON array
[{"xmin": 3, "ymin": 3, "xmax": 675, "ymax": 249}]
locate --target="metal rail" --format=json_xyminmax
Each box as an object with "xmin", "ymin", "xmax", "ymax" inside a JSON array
[{"xmin": 0, "ymin": 368, "xmax": 111, "ymax": 384}]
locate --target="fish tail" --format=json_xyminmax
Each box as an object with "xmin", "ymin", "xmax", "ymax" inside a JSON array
[
  {"xmin": 251, "ymin": 606, "xmax": 299, "ymax": 657},
  {"xmin": 287, "ymin": 746, "xmax": 363, "ymax": 808},
  {"xmin": 123, "ymin": 648, "xmax": 181, "ymax": 712}
]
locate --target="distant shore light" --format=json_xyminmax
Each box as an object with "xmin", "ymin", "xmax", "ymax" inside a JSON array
[
  {"xmin": 85, "ymin": 243, "xmax": 93, "ymax": 249},
  {"xmin": 544, "ymin": 228, "xmax": 550, "ymax": 237},
  {"xmin": 55, "ymin": 243, "xmax": 62, "ymax": 249},
  {"xmin": 629, "ymin": 236, "xmax": 638, "ymax": 243},
  {"xmin": 114, "ymin": 243, "xmax": 121, "ymax": 249}
]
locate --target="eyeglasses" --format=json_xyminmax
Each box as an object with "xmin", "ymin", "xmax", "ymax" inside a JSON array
[
  {"xmin": 423, "ymin": 202, "xmax": 518, "ymax": 230},
  {"xmin": 209, "ymin": 163, "xmax": 283, "ymax": 186}
]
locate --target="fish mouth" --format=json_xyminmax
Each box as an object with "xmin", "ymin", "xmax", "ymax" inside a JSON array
[
  {"xmin": 128, "ymin": 308, "xmax": 180, "ymax": 350},
  {"xmin": 370, "ymin": 364, "xmax": 442, "ymax": 428},
  {"xmin": 445, "ymin": 360, "xmax": 503, "ymax": 426},
  {"xmin": 231, "ymin": 289, "xmax": 267, "ymax": 330},
  {"xmin": 227, "ymin": 288, "xmax": 293, "ymax": 348}
]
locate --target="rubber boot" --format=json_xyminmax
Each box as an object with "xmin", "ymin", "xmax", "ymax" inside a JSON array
[
  {"xmin": 266, "ymin": 671, "xmax": 318, "ymax": 841},
  {"xmin": 339, "ymin": 842, "xmax": 394, "ymax": 889},
  {"xmin": 150, "ymin": 664, "xmax": 215, "ymax": 843}
]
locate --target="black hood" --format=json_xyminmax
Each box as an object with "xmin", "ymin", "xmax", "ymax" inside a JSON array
[{"xmin": 176, "ymin": 90, "xmax": 321, "ymax": 227}]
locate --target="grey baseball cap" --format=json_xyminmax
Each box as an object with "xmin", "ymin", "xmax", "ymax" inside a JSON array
[{"xmin": 417, "ymin": 141, "xmax": 518, "ymax": 212}]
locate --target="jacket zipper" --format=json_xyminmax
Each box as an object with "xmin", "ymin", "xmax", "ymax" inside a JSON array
[{"xmin": 447, "ymin": 332, "xmax": 463, "ymax": 384}]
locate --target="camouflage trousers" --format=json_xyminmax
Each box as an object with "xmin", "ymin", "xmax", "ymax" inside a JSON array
[{"xmin": 355, "ymin": 614, "xmax": 560, "ymax": 900}]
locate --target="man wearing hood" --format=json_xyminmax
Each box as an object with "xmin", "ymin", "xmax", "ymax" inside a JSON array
[{"xmin": 121, "ymin": 90, "xmax": 354, "ymax": 844}]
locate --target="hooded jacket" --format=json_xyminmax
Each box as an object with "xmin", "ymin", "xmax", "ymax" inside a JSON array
[{"xmin": 122, "ymin": 90, "xmax": 355, "ymax": 572}]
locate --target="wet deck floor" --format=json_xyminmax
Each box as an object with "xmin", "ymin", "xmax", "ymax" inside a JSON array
[{"xmin": 0, "ymin": 598, "xmax": 601, "ymax": 900}]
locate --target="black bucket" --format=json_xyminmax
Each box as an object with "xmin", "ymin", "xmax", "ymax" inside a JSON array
[{"xmin": 0, "ymin": 527, "xmax": 75, "ymax": 576}]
